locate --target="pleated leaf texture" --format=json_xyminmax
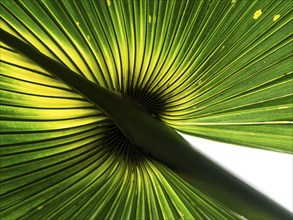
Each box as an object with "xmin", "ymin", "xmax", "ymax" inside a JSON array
[{"xmin": 0, "ymin": 0, "xmax": 292, "ymax": 219}]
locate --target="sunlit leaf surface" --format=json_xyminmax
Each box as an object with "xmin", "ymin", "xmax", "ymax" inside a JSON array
[{"xmin": 1, "ymin": 0, "xmax": 292, "ymax": 219}]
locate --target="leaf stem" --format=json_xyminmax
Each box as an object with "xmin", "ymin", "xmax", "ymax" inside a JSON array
[{"xmin": 1, "ymin": 28, "xmax": 291, "ymax": 219}]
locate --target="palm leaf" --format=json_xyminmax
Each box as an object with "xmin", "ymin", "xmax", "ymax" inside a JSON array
[
  {"xmin": 1, "ymin": 0, "xmax": 292, "ymax": 219},
  {"xmin": 1, "ymin": 45, "xmax": 242, "ymax": 219}
]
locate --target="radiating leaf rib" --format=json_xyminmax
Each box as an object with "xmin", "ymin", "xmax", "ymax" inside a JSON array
[
  {"xmin": 1, "ymin": 0, "xmax": 292, "ymax": 219},
  {"xmin": 1, "ymin": 25, "xmax": 243, "ymax": 220}
]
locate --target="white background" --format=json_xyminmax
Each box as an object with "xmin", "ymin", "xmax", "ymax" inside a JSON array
[{"xmin": 180, "ymin": 133, "xmax": 293, "ymax": 212}]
